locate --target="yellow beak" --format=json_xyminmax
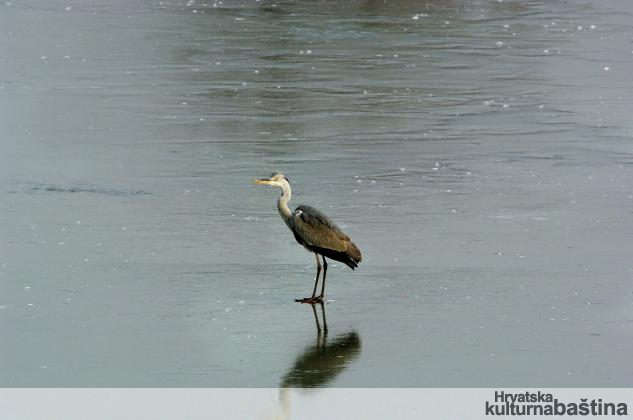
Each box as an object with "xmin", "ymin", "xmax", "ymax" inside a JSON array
[{"xmin": 255, "ymin": 178, "xmax": 274, "ymax": 185}]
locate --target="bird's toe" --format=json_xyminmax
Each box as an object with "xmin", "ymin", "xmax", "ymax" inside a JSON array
[{"xmin": 294, "ymin": 297, "xmax": 323, "ymax": 304}]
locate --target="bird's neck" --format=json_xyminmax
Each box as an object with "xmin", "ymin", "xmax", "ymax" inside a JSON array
[{"xmin": 277, "ymin": 182, "xmax": 293, "ymax": 224}]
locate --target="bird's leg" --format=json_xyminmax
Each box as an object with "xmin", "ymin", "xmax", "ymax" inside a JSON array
[
  {"xmin": 310, "ymin": 253, "xmax": 321, "ymax": 298},
  {"xmin": 295, "ymin": 253, "xmax": 322, "ymax": 303},
  {"xmin": 317, "ymin": 256, "xmax": 327, "ymax": 300}
]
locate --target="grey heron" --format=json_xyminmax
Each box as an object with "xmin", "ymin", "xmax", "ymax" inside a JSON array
[{"xmin": 255, "ymin": 172, "xmax": 362, "ymax": 303}]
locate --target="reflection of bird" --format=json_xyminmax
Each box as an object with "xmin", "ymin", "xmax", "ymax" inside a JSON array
[
  {"xmin": 255, "ymin": 172, "xmax": 362, "ymax": 303},
  {"xmin": 280, "ymin": 303, "xmax": 361, "ymax": 388},
  {"xmin": 268, "ymin": 304, "xmax": 361, "ymax": 420}
]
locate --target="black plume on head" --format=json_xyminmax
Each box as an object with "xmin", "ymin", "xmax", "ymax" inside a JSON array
[{"xmin": 269, "ymin": 172, "xmax": 290, "ymax": 183}]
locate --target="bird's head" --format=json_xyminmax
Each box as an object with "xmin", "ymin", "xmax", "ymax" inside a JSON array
[{"xmin": 255, "ymin": 172, "xmax": 290, "ymax": 188}]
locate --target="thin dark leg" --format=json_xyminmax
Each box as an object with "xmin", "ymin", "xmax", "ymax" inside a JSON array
[
  {"xmin": 310, "ymin": 253, "xmax": 321, "ymax": 298},
  {"xmin": 318, "ymin": 256, "xmax": 327, "ymax": 299},
  {"xmin": 295, "ymin": 253, "xmax": 322, "ymax": 303}
]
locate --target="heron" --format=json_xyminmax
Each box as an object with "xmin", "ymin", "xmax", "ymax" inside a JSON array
[{"xmin": 255, "ymin": 172, "xmax": 362, "ymax": 304}]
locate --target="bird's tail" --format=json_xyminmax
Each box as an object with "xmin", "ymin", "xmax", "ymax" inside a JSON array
[{"xmin": 345, "ymin": 241, "xmax": 362, "ymax": 269}]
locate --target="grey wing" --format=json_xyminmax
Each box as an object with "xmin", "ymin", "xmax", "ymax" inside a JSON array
[{"xmin": 291, "ymin": 205, "xmax": 349, "ymax": 252}]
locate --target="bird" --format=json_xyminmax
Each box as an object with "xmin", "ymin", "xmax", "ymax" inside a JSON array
[{"xmin": 255, "ymin": 172, "xmax": 362, "ymax": 304}]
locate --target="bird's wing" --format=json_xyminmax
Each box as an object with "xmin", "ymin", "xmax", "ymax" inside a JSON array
[{"xmin": 291, "ymin": 205, "xmax": 349, "ymax": 252}]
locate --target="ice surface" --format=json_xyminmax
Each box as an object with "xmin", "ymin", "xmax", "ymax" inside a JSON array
[{"xmin": 1, "ymin": 0, "xmax": 632, "ymax": 388}]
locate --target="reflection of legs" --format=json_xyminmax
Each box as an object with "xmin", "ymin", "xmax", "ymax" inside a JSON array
[
  {"xmin": 311, "ymin": 303, "xmax": 321, "ymax": 333},
  {"xmin": 319, "ymin": 301, "xmax": 328, "ymax": 334},
  {"xmin": 318, "ymin": 256, "xmax": 327, "ymax": 300},
  {"xmin": 295, "ymin": 254, "xmax": 323, "ymax": 303},
  {"xmin": 311, "ymin": 302, "xmax": 328, "ymax": 338}
]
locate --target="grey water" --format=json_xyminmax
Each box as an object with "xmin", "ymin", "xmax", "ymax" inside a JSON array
[{"xmin": 1, "ymin": 0, "xmax": 632, "ymax": 387}]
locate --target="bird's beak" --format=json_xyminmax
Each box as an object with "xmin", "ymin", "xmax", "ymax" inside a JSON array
[{"xmin": 255, "ymin": 177, "xmax": 274, "ymax": 186}]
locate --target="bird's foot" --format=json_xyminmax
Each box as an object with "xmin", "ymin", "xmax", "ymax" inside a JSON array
[{"xmin": 294, "ymin": 296, "xmax": 324, "ymax": 304}]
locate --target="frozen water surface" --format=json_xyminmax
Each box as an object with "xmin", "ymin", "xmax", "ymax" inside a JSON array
[{"xmin": 1, "ymin": 0, "xmax": 633, "ymax": 387}]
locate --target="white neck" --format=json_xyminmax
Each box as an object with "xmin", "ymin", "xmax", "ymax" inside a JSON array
[{"xmin": 277, "ymin": 180, "xmax": 293, "ymax": 224}]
